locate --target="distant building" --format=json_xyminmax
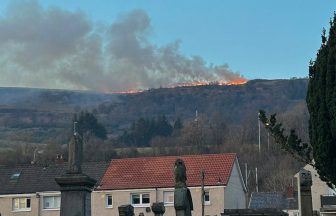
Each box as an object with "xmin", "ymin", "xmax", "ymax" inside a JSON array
[
  {"xmin": 93, "ymin": 153, "xmax": 247, "ymax": 216},
  {"xmin": 249, "ymin": 191, "xmax": 299, "ymax": 216},
  {"xmin": 0, "ymin": 162, "xmax": 108, "ymax": 216}
]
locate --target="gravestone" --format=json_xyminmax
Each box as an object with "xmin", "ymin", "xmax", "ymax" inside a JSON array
[
  {"xmin": 118, "ymin": 204, "xmax": 134, "ymax": 216},
  {"xmin": 151, "ymin": 202, "xmax": 165, "ymax": 216},
  {"xmin": 174, "ymin": 159, "xmax": 193, "ymax": 216},
  {"xmin": 55, "ymin": 121, "xmax": 96, "ymax": 216},
  {"xmin": 298, "ymin": 169, "xmax": 313, "ymax": 216}
]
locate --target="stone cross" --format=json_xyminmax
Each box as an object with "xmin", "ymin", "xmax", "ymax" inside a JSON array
[{"xmin": 174, "ymin": 159, "xmax": 193, "ymax": 216}]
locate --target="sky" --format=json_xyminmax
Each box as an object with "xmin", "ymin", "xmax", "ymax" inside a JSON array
[{"xmin": 0, "ymin": 0, "xmax": 335, "ymax": 91}]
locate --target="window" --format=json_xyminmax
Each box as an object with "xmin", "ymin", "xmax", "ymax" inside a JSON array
[
  {"xmin": 131, "ymin": 193, "xmax": 150, "ymax": 207},
  {"xmin": 12, "ymin": 197, "xmax": 31, "ymax": 211},
  {"xmin": 10, "ymin": 172, "xmax": 21, "ymax": 181},
  {"xmin": 163, "ymin": 191, "xmax": 174, "ymax": 205},
  {"xmin": 204, "ymin": 191, "xmax": 210, "ymax": 204},
  {"xmin": 43, "ymin": 196, "xmax": 60, "ymax": 210},
  {"xmin": 106, "ymin": 194, "xmax": 113, "ymax": 208}
]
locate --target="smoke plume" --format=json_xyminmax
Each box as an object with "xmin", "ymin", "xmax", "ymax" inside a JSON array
[{"xmin": 0, "ymin": 1, "xmax": 245, "ymax": 92}]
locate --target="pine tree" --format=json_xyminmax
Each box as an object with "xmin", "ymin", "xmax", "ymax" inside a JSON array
[
  {"xmin": 307, "ymin": 16, "xmax": 336, "ymax": 186},
  {"xmin": 260, "ymin": 15, "xmax": 336, "ymax": 187},
  {"xmin": 76, "ymin": 111, "xmax": 107, "ymax": 140}
]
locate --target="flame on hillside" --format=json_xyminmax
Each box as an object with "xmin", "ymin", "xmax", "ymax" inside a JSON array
[{"xmin": 111, "ymin": 78, "xmax": 248, "ymax": 94}]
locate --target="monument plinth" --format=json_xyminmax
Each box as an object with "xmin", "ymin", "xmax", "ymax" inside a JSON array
[{"xmin": 55, "ymin": 121, "xmax": 96, "ymax": 216}]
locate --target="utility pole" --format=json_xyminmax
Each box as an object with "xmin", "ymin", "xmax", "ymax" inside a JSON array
[
  {"xmin": 267, "ymin": 132, "xmax": 270, "ymax": 151},
  {"xmin": 244, "ymin": 163, "xmax": 250, "ymax": 208},
  {"xmin": 255, "ymin": 167, "xmax": 259, "ymax": 192},
  {"xmin": 258, "ymin": 112, "xmax": 261, "ymax": 154},
  {"xmin": 201, "ymin": 170, "xmax": 205, "ymax": 216}
]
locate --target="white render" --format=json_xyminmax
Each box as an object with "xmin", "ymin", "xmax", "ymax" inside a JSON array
[{"xmin": 224, "ymin": 158, "xmax": 247, "ymax": 209}]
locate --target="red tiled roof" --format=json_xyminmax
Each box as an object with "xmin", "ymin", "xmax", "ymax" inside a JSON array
[{"xmin": 98, "ymin": 153, "xmax": 236, "ymax": 190}]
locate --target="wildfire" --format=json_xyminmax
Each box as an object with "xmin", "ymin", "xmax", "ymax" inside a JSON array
[
  {"xmin": 167, "ymin": 78, "xmax": 248, "ymax": 88},
  {"xmin": 111, "ymin": 78, "xmax": 248, "ymax": 94}
]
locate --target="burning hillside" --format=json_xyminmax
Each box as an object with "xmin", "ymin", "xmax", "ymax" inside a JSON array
[{"xmin": 112, "ymin": 77, "xmax": 248, "ymax": 94}]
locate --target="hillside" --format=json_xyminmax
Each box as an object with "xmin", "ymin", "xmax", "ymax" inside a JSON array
[
  {"xmin": 0, "ymin": 79, "xmax": 308, "ymax": 146},
  {"xmin": 0, "ymin": 79, "xmax": 309, "ymax": 192}
]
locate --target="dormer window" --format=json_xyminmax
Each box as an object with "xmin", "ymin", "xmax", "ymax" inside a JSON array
[{"xmin": 10, "ymin": 172, "xmax": 21, "ymax": 181}]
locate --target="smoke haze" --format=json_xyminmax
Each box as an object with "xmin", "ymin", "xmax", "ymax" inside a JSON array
[{"xmin": 0, "ymin": 1, "xmax": 245, "ymax": 92}]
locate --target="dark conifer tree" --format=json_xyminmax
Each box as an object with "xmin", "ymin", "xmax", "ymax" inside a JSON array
[
  {"xmin": 76, "ymin": 111, "xmax": 107, "ymax": 140},
  {"xmin": 260, "ymin": 15, "xmax": 336, "ymax": 187},
  {"xmin": 307, "ymin": 17, "xmax": 336, "ymax": 186}
]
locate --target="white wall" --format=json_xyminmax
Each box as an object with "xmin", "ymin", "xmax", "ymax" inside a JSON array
[{"xmin": 224, "ymin": 160, "xmax": 247, "ymax": 209}]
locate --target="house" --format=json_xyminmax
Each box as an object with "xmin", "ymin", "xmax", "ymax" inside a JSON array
[
  {"xmin": 248, "ymin": 191, "xmax": 299, "ymax": 216},
  {"xmin": 0, "ymin": 162, "xmax": 108, "ymax": 216},
  {"xmin": 92, "ymin": 153, "xmax": 247, "ymax": 216},
  {"xmin": 294, "ymin": 164, "xmax": 335, "ymax": 215}
]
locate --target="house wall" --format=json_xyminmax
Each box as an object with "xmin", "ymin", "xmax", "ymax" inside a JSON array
[
  {"xmin": 0, "ymin": 192, "xmax": 60, "ymax": 216},
  {"xmin": 224, "ymin": 160, "xmax": 246, "ymax": 209},
  {"xmin": 92, "ymin": 186, "xmax": 225, "ymax": 216}
]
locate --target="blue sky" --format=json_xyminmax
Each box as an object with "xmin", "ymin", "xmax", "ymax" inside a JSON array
[{"xmin": 0, "ymin": 0, "xmax": 335, "ymax": 82}]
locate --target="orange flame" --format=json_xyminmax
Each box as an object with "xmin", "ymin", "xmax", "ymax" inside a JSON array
[{"xmin": 111, "ymin": 78, "xmax": 248, "ymax": 94}]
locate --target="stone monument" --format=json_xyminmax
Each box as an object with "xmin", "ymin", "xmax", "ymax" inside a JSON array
[
  {"xmin": 151, "ymin": 202, "xmax": 165, "ymax": 216},
  {"xmin": 118, "ymin": 204, "xmax": 134, "ymax": 216},
  {"xmin": 174, "ymin": 159, "xmax": 193, "ymax": 216},
  {"xmin": 55, "ymin": 121, "xmax": 97, "ymax": 216},
  {"xmin": 298, "ymin": 168, "xmax": 313, "ymax": 216}
]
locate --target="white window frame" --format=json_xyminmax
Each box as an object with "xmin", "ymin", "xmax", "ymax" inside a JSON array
[
  {"xmin": 204, "ymin": 191, "xmax": 210, "ymax": 205},
  {"xmin": 163, "ymin": 191, "xmax": 174, "ymax": 206},
  {"xmin": 12, "ymin": 197, "xmax": 31, "ymax": 212},
  {"xmin": 130, "ymin": 193, "xmax": 150, "ymax": 207},
  {"xmin": 106, "ymin": 194, "xmax": 113, "ymax": 208},
  {"xmin": 42, "ymin": 195, "xmax": 61, "ymax": 210}
]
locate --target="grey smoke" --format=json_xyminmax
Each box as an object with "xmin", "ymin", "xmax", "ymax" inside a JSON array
[{"xmin": 0, "ymin": 1, "xmax": 244, "ymax": 92}]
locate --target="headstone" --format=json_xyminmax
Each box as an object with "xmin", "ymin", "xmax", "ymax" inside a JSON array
[
  {"xmin": 151, "ymin": 202, "xmax": 165, "ymax": 216},
  {"xmin": 174, "ymin": 159, "xmax": 193, "ymax": 216},
  {"xmin": 55, "ymin": 121, "xmax": 97, "ymax": 216},
  {"xmin": 298, "ymin": 168, "xmax": 313, "ymax": 216},
  {"xmin": 118, "ymin": 204, "xmax": 134, "ymax": 216}
]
